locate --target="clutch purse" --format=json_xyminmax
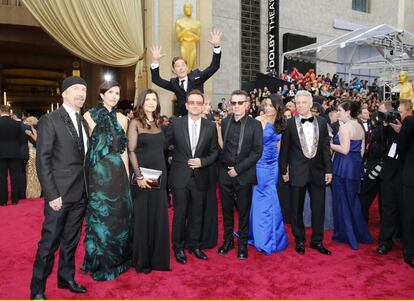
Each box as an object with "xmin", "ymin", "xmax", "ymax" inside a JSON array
[{"xmin": 131, "ymin": 167, "xmax": 162, "ymax": 189}]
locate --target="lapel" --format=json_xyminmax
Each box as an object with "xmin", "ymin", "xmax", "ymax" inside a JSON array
[
  {"xmin": 181, "ymin": 116, "xmax": 192, "ymax": 156},
  {"xmin": 222, "ymin": 115, "xmax": 232, "ymax": 149},
  {"xmin": 176, "ymin": 77, "xmax": 187, "ymax": 93},
  {"xmin": 58, "ymin": 106, "xmax": 84, "ymax": 158},
  {"xmin": 221, "ymin": 114, "xmax": 248, "ymax": 156},
  {"xmin": 237, "ymin": 116, "xmax": 248, "ymax": 156},
  {"xmin": 195, "ymin": 118, "xmax": 207, "ymax": 155}
]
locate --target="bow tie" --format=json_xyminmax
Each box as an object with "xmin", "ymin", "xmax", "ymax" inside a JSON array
[{"xmin": 301, "ymin": 116, "xmax": 314, "ymax": 124}]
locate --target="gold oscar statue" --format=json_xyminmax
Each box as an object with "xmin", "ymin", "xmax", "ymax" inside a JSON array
[
  {"xmin": 393, "ymin": 71, "xmax": 414, "ymax": 101},
  {"xmin": 175, "ymin": 3, "xmax": 200, "ymax": 71}
]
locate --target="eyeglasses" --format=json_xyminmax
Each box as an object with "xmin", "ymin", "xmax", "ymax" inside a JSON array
[
  {"xmin": 230, "ymin": 101, "xmax": 246, "ymax": 106},
  {"xmin": 187, "ymin": 100, "xmax": 204, "ymax": 106}
]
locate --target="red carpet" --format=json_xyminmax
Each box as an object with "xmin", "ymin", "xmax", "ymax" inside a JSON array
[{"xmin": 0, "ymin": 197, "xmax": 413, "ymax": 299}]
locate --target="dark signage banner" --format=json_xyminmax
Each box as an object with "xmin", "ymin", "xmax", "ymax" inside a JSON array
[{"xmin": 268, "ymin": 0, "xmax": 279, "ymax": 72}]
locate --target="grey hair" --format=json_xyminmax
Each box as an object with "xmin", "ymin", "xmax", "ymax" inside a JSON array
[{"xmin": 295, "ymin": 90, "xmax": 313, "ymax": 105}]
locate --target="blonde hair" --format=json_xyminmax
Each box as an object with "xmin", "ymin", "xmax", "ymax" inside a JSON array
[{"xmin": 25, "ymin": 116, "xmax": 38, "ymax": 127}]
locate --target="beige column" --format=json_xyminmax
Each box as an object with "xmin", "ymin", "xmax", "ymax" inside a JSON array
[{"xmin": 198, "ymin": 0, "xmax": 213, "ymax": 103}]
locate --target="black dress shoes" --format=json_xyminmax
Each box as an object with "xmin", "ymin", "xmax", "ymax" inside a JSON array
[
  {"xmin": 295, "ymin": 242, "xmax": 305, "ymax": 255},
  {"xmin": 174, "ymin": 249, "xmax": 188, "ymax": 264},
  {"xmin": 189, "ymin": 248, "xmax": 208, "ymax": 260},
  {"xmin": 218, "ymin": 240, "xmax": 234, "ymax": 255},
  {"xmin": 237, "ymin": 245, "xmax": 248, "ymax": 260},
  {"xmin": 376, "ymin": 244, "xmax": 392, "ymax": 255},
  {"xmin": 310, "ymin": 242, "xmax": 332, "ymax": 255},
  {"xmin": 30, "ymin": 293, "xmax": 46, "ymax": 300},
  {"xmin": 57, "ymin": 280, "xmax": 87, "ymax": 293},
  {"xmin": 404, "ymin": 259, "xmax": 414, "ymax": 269}
]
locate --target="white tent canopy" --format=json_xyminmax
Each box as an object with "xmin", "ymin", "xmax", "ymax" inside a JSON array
[{"xmin": 283, "ymin": 24, "xmax": 414, "ymax": 71}]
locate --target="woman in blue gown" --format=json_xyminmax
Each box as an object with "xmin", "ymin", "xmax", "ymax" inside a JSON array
[
  {"xmin": 248, "ymin": 96, "xmax": 288, "ymax": 255},
  {"xmin": 330, "ymin": 100, "xmax": 372, "ymax": 250}
]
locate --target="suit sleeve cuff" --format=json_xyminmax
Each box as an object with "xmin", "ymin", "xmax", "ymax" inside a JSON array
[{"xmin": 233, "ymin": 166, "xmax": 240, "ymax": 174}]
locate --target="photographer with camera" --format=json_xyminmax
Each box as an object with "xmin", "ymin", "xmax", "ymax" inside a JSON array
[
  {"xmin": 359, "ymin": 102, "xmax": 389, "ymax": 223},
  {"xmin": 376, "ymin": 98, "xmax": 413, "ymax": 259},
  {"xmin": 395, "ymin": 99, "xmax": 414, "ymax": 268}
]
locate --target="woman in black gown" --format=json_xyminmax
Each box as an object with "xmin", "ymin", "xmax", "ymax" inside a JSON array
[
  {"xmin": 82, "ymin": 81, "xmax": 132, "ymax": 281},
  {"xmin": 127, "ymin": 89, "xmax": 170, "ymax": 274}
]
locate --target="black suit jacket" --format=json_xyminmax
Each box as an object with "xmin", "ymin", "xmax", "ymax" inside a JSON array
[
  {"xmin": 165, "ymin": 116, "xmax": 219, "ymax": 190},
  {"xmin": 0, "ymin": 116, "xmax": 21, "ymax": 159},
  {"xmin": 380, "ymin": 125, "xmax": 400, "ymax": 181},
  {"xmin": 18, "ymin": 121, "xmax": 31, "ymax": 160},
  {"xmin": 220, "ymin": 115, "xmax": 263, "ymax": 185},
  {"xmin": 36, "ymin": 107, "xmax": 89, "ymax": 203},
  {"xmin": 358, "ymin": 118, "xmax": 372, "ymax": 141},
  {"xmin": 279, "ymin": 116, "xmax": 332, "ymax": 187},
  {"xmin": 397, "ymin": 116, "xmax": 414, "ymax": 187},
  {"xmin": 151, "ymin": 51, "xmax": 221, "ymax": 116}
]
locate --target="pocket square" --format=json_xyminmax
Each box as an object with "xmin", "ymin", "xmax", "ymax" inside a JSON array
[{"xmin": 194, "ymin": 76, "xmax": 200, "ymax": 80}]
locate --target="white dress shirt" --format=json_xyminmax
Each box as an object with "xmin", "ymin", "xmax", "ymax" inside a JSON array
[
  {"xmin": 179, "ymin": 76, "xmax": 189, "ymax": 91},
  {"xmin": 188, "ymin": 117, "xmax": 201, "ymax": 157},
  {"xmin": 299, "ymin": 114, "xmax": 315, "ymax": 155},
  {"xmin": 62, "ymin": 103, "xmax": 88, "ymax": 154}
]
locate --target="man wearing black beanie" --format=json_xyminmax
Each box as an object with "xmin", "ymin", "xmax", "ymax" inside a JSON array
[{"xmin": 30, "ymin": 76, "xmax": 89, "ymax": 299}]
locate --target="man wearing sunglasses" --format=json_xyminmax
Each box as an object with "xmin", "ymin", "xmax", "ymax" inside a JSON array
[
  {"xmin": 165, "ymin": 90, "xmax": 219, "ymax": 265},
  {"xmin": 217, "ymin": 90, "xmax": 263, "ymax": 260}
]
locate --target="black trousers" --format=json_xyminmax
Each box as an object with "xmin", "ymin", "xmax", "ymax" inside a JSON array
[
  {"xmin": 379, "ymin": 176, "xmax": 401, "ymax": 248},
  {"xmin": 401, "ymin": 185, "xmax": 414, "ymax": 261},
  {"xmin": 219, "ymin": 167, "xmax": 252, "ymax": 246},
  {"xmin": 0, "ymin": 158, "xmax": 20, "ymax": 204},
  {"xmin": 290, "ymin": 184, "xmax": 325, "ymax": 244},
  {"xmin": 30, "ymin": 198, "xmax": 86, "ymax": 295},
  {"xmin": 172, "ymin": 176, "xmax": 205, "ymax": 250},
  {"xmin": 359, "ymin": 177, "xmax": 382, "ymax": 223}
]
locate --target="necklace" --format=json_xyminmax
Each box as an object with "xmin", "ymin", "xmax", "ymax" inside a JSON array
[{"xmin": 145, "ymin": 118, "xmax": 155, "ymax": 126}]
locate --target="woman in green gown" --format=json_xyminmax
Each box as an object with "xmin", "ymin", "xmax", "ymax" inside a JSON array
[{"xmin": 81, "ymin": 81, "xmax": 132, "ymax": 281}]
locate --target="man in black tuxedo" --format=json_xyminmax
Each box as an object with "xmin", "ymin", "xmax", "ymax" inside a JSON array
[
  {"xmin": 217, "ymin": 90, "xmax": 263, "ymax": 260},
  {"xmin": 12, "ymin": 108, "xmax": 31, "ymax": 201},
  {"xmin": 30, "ymin": 77, "xmax": 89, "ymax": 300},
  {"xmin": 359, "ymin": 107, "xmax": 372, "ymax": 140},
  {"xmin": 397, "ymin": 100, "xmax": 414, "ymax": 269},
  {"xmin": 150, "ymin": 30, "xmax": 222, "ymax": 116},
  {"xmin": 166, "ymin": 89, "xmax": 219, "ymax": 264},
  {"xmin": 0, "ymin": 105, "xmax": 21, "ymax": 206},
  {"xmin": 359, "ymin": 104, "xmax": 388, "ymax": 223},
  {"xmin": 280, "ymin": 90, "xmax": 332, "ymax": 255}
]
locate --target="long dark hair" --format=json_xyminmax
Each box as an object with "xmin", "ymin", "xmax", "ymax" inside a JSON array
[
  {"xmin": 133, "ymin": 89, "xmax": 161, "ymax": 129},
  {"xmin": 339, "ymin": 99, "xmax": 360, "ymax": 119},
  {"xmin": 264, "ymin": 96, "xmax": 285, "ymax": 133}
]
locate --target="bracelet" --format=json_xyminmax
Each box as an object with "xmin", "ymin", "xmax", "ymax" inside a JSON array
[{"xmin": 136, "ymin": 175, "xmax": 144, "ymax": 180}]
